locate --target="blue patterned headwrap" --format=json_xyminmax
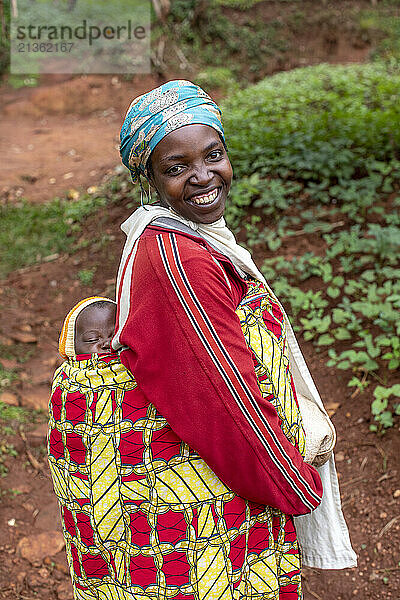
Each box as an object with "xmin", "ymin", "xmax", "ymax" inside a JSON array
[{"xmin": 119, "ymin": 80, "xmax": 226, "ymax": 183}]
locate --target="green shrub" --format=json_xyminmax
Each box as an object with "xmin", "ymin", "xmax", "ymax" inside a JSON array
[{"xmin": 223, "ymin": 63, "xmax": 400, "ymax": 182}]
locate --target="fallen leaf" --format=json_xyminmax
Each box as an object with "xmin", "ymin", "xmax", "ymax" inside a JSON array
[
  {"xmin": 43, "ymin": 253, "xmax": 60, "ymax": 263},
  {"xmin": 67, "ymin": 189, "xmax": 79, "ymax": 200},
  {"xmin": 38, "ymin": 567, "xmax": 49, "ymax": 579}
]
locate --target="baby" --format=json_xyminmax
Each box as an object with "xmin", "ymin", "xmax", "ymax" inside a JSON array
[
  {"xmin": 58, "ymin": 296, "xmax": 117, "ymax": 358},
  {"xmin": 47, "ymin": 297, "xmax": 138, "ymax": 596}
]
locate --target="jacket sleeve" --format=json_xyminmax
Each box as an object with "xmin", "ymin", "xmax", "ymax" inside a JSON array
[{"xmin": 118, "ymin": 231, "xmax": 323, "ymax": 515}]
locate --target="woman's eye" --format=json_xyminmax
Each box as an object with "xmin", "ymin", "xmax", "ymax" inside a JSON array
[
  {"xmin": 208, "ymin": 149, "xmax": 222, "ymax": 160},
  {"xmin": 166, "ymin": 165, "xmax": 184, "ymax": 175}
]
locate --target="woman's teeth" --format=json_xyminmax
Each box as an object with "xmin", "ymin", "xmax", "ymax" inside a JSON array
[{"xmin": 190, "ymin": 188, "xmax": 219, "ymax": 205}]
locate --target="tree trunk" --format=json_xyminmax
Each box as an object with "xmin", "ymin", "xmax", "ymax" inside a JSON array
[
  {"xmin": 152, "ymin": 0, "xmax": 170, "ymax": 23},
  {"xmin": 11, "ymin": 0, "xmax": 18, "ymax": 18}
]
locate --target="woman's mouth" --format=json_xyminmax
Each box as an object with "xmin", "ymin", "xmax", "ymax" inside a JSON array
[{"xmin": 187, "ymin": 187, "xmax": 221, "ymax": 207}]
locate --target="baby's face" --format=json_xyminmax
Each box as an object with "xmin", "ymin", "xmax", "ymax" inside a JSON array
[{"xmin": 74, "ymin": 303, "xmax": 116, "ymax": 355}]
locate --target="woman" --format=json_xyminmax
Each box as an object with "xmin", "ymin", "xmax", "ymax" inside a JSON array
[
  {"xmin": 48, "ymin": 81, "xmax": 355, "ymax": 600},
  {"xmin": 113, "ymin": 80, "xmax": 356, "ymax": 598}
]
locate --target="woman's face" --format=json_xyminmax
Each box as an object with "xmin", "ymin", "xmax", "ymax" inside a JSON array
[{"xmin": 148, "ymin": 124, "xmax": 233, "ymax": 224}]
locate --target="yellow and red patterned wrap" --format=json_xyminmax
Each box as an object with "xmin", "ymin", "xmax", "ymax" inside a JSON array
[{"xmin": 48, "ymin": 281, "xmax": 306, "ymax": 600}]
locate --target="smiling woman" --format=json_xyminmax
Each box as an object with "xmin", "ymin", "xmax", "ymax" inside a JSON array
[
  {"xmin": 50, "ymin": 80, "xmax": 355, "ymax": 600},
  {"xmin": 147, "ymin": 124, "xmax": 232, "ymax": 223}
]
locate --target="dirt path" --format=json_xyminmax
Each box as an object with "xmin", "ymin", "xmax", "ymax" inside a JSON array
[{"xmin": 0, "ymin": 74, "xmax": 161, "ymax": 204}]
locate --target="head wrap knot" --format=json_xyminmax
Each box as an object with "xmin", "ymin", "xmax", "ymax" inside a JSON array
[{"xmin": 120, "ymin": 80, "xmax": 225, "ymax": 183}]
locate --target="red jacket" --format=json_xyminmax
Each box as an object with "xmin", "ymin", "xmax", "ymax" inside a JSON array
[{"xmin": 117, "ymin": 225, "xmax": 322, "ymax": 515}]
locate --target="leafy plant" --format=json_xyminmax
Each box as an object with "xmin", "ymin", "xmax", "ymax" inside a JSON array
[
  {"xmin": 370, "ymin": 385, "xmax": 400, "ymax": 432},
  {"xmin": 381, "ymin": 336, "xmax": 400, "ymax": 370},
  {"xmin": 0, "ymin": 402, "xmax": 32, "ymax": 424},
  {"xmin": 348, "ymin": 376, "xmax": 370, "ymax": 393},
  {"xmin": 0, "ymin": 443, "xmax": 18, "ymax": 478}
]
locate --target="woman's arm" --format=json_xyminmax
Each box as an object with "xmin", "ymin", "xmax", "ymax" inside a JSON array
[{"xmin": 118, "ymin": 230, "xmax": 323, "ymax": 515}]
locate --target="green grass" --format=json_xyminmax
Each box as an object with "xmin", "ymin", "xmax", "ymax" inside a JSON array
[
  {"xmin": 215, "ymin": 0, "xmax": 270, "ymax": 7},
  {"xmin": 0, "ymin": 199, "xmax": 74, "ymax": 277},
  {"xmin": 0, "ymin": 443, "xmax": 18, "ymax": 477},
  {"xmin": 166, "ymin": 0, "xmax": 288, "ymax": 79},
  {"xmin": 78, "ymin": 267, "xmax": 96, "ymax": 286},
  {"xmin": 0, "ymin": 343, "xmax": 35, "ymax": 365},
  {"xmin": 7, "ymin": 75, "xmax": 39, "ymax": 89},
  {"xmin": 0, "ymin": 403, "xmax": 39, "ymax": 476},
  {"xmin": 0, "ymin": 401, "xmax": 36, "ymax": 425},
  {"xmin": 0, "ymin": 178, "xmax": 138, "ymax": 279}
]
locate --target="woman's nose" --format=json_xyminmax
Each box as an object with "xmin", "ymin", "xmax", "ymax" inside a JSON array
[{"xmin": 190, "ymin": 162, "xmax": 212, "ymax": 185}]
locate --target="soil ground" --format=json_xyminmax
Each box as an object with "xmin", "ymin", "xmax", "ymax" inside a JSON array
[{"xmin": 1, "ymin": 2, "xmax": 399, "ymax": 599}]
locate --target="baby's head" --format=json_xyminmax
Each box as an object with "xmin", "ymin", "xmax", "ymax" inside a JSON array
[
  {"xmin": 59, "ymin": 297, "xmax": 116, "ymax": 359},
  {"xmin": 75, "ymin": 301, "xmax": 116, "ymax": 355}
]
